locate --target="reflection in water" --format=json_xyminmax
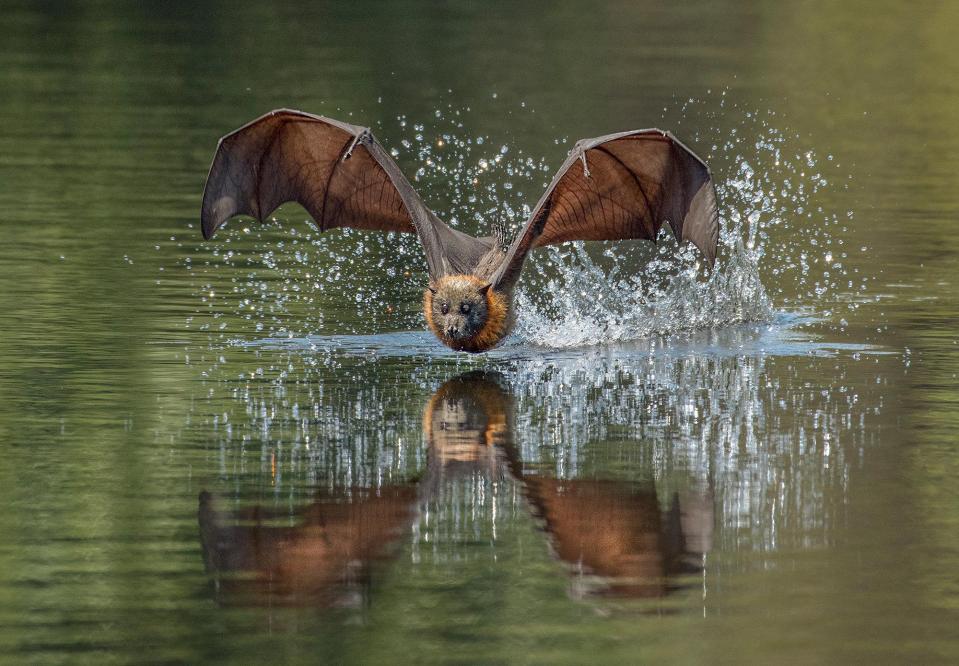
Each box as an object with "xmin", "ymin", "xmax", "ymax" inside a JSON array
[
  {"xmin": 2, "ymin": 0, "xmax": 956, "ymax": 660},
  {"xmin": 198, "ymin": 486, "xmax": 417, "ymax": 608},
  {"xmin": 421, "ymin": 372, "xmax": 520, "ymax": 483},
  {"xmin": 524, "ymin": 479, "xmax": 711, "ymax": 599},
  {"xmin": 199, "ymin": 371, "xmax": 712, "ymax": 605},
  {"xmin": 426, "ymin": 372, "xmax": 712, "ymax": 599},
  {"xmin": 204, "ymin": 322, "xmax": 879, "ymax": 559}
]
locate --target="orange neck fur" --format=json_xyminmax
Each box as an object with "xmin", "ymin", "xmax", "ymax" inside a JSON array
[{"xmin": 423, "ymin": 274, "xmax": 510, "ymax": 352}]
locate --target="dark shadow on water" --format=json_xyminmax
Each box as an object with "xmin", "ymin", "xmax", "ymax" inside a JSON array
[{"xmin": 199, "ymin": 371, "xmax": 713, "ymax": 607}]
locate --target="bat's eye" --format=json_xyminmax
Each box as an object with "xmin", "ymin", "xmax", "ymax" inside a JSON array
[
  {"xmin": 441, "ymin": 302, "xmax": 450, "ymax": 315},
  {"xmin": 460, "ymin": 303, "xmax": 471, "ymax": 314}
]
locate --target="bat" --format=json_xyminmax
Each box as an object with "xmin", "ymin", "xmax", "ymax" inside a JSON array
[{"xmin": 201, "ymin": 109, "xmax": 719, "ymax": 352}]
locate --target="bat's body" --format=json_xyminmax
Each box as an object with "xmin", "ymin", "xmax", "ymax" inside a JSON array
[{"xmin": 201, "ymin": 109, "xmax": 719, "ymax": 352}]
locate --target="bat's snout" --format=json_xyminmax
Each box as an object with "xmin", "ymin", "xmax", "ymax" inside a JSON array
[{"xmin": 446, "ymin": 325, "xmax": 460, "ymax": 339}]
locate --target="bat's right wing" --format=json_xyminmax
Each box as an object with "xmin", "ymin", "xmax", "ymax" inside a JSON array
[
  {"xmin": 201, "ymin": 109, "xmax": 488, "ymax": 278},
  {"xmin": 491, "ymin": 129, "xmax": 718, "ymax": 290}
]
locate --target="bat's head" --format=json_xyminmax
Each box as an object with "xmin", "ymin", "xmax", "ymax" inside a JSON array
[
  {"xmin": 424, "ymin": 275, "xmax": 509, "ymax": 352},
  {"xmin": 427, "ymin": 276, "xmax": 491, "ymax": 341}
]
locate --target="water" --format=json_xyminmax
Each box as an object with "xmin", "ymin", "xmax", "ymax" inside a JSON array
[{"xmin": 1, "ymin": 1, "xmax": 958, "ymax": 663}]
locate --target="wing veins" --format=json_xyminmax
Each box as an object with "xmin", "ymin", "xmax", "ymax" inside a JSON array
[
  {"xmin": 317, "ymin": 135, "xmax": 355, "ymax": 231},
  {"xmin": 254, "ymin": 117, "xmax": 290, "ymax": 220},
  {"xmin": 593, "ymin": 145, "xmax": 657, "ymax": 237}
]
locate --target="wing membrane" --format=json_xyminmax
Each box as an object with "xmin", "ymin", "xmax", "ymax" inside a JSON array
[
  {"xmin": 200, "ymin": 109, "xmax": 489, "ymax": 277},
  {"xmin": 492, "ymin": 129, "xmax": 718, "ymax": 289}
]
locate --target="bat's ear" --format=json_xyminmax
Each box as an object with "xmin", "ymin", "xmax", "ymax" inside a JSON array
[
  {"xmin": 478, "ymin": 283, "xmax": 492, "ymax": 296},
  {"xmin": 427, "ymin": 281, "xmax": 438, "ymax": 295}
]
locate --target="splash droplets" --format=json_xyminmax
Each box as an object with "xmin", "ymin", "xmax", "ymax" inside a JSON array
[{"xmin": 185, "ymin": 97, "xmax": 858, "ymax": 353}]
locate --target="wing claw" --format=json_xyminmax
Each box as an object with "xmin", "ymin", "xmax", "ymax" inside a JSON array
[{"xmin": 343, "ymin": 128, "xmax": 372, "ymax": 161}]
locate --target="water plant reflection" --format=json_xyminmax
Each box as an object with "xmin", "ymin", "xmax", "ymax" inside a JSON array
[{"xmin": 199, "ymin": 371, "xmax": 712, "ymax": 605}]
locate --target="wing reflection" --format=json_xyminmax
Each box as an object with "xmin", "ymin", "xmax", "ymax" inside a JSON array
[
  {"xmin": 524, "ymin": 479, "xmax": 712, "ymax": 598},
  {"xmin": 198, "ymin": 486, "xmax": 417, "ymax": 607},
  {"xmin": 198, "ymin": 371, "xmax": 713, "ymax": 606},
  {"xmin": 425, "ymin": 371, "xmax": 712, "ymax": 599},
  {"xmin": 423, "ymin": 373, "xmax": 713, "ymax": 597}
]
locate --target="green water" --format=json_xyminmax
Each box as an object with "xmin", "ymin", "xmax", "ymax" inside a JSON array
[{"xmin": 1, "ymin": 1, "xmax": 958, "ymax": 663}]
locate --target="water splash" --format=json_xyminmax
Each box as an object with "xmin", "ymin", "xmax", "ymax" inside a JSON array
[
  {"xmin": 168, "ymin": 96, "xmax": 889, "ymax": 585},
  {"xmin": 513, "ymin": 241, "xmax": 772, "ymax": 348},
  {"xmin": 183, "ymin": 95, "xmax": 858, "ymax": 350},
  {"xmin": 510, "ymin": 96, "xmax": 860, "ymax": 348}
]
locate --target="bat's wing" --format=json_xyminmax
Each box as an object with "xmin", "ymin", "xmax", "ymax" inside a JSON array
[
  {"xmin": 491, "ymin": 129, "xmax": 719, "ymax": 290},
  {"xmin": 201, "ymin": 109, "xmax": 490, "ymax": 278}
]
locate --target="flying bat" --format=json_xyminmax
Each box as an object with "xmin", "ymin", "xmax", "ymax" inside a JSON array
[{"xmin": 200, "ymin": 109, "xmax": 719, "ymax": 352}]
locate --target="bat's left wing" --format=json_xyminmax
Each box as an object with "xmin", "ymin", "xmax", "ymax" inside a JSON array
[
  {"xmin": 491, "ymin": 129, "xmax": 718, "ymax": 290},
  {"xmin": 201, "ymin": 109, "xmax": 490, "ymax": 278}
]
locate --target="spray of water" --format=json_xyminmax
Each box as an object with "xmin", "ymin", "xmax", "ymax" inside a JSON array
[
  {"xmin": 183, "ymin": 94, "xmax": 860, "ymax": 351},
  {"xmin": 511, "ymin": 95, "xmax": 859, "ymax": 348}
]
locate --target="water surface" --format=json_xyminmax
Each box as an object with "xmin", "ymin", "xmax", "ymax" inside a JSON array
[{"xmin": 1, "ymin": 1, "xmax": 957, "ymax": 663}]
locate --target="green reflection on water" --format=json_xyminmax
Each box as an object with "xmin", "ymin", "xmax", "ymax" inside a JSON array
[{"xmin": 0, "ymin": 0, "xmax": 957, "ymax": 663}]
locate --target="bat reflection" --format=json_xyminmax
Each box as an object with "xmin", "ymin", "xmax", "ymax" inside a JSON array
[
  {"xmin": 523, "ymin": 478, "xmax": 712, "ymax": 598},
  {"xmin": 198, "ymin": 372, "xmax": 712, "ymax": 606},
  {"xmin": 198, "ymin": 486, "xmax": 417, "ymax": 608},
  {"xmin": 428, "ymin": 372, "xmax": 713, "ymax": 599}
]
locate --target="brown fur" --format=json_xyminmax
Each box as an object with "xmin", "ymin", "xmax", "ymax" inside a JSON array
[{"xmin": 423, "ymin": 274, "xmax": 511, "ymax": 352}]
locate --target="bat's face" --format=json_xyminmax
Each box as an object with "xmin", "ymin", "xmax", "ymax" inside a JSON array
[
  {"xmin": 428, "ymin": 276, "xmax": 491, "ymax": 342},
  {"xmin": 424, "ymin": 274, "xmax": 511, "ymax": 353}
]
